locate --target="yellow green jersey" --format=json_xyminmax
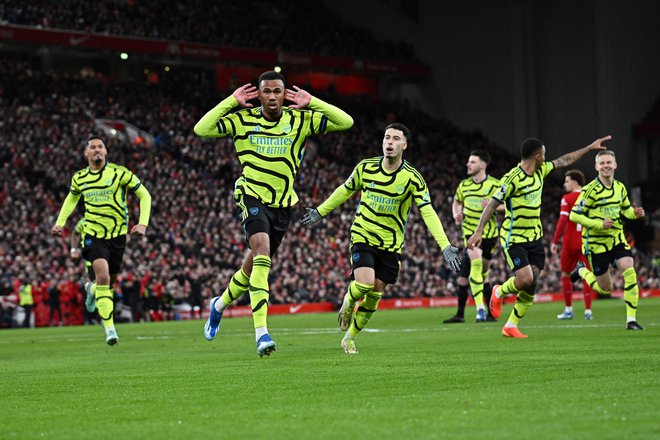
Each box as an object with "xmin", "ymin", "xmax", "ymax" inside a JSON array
[
  {"xmin": 569, "ymin": 178, "xmax": 636, "ymax": 255},
  {"xmin": 455, "ymin": 175, "xmax": 500, "ymax": 241},
  {"xmin": 493, "ymin": 161, "xmax": 555, "ymax": 247},
  {"xmin": 58, "ymin": 163, "xmax": 144, "ymax": 240},
  {"xmin": 318, "ymin": 157, "xmax": 450, "ymax": 254},
  {"xmin": 194, "ymin": 95, "xmax": 353, "ymax": 208}
]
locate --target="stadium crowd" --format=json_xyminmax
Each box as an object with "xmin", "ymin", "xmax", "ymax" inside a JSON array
[
  {"xmin": 1, "ymin": 55, "xmax": 658, "ymax": 328},
  {"xmin": 0, "ymin": 0, "xmax": 418, "ymax": 62}
]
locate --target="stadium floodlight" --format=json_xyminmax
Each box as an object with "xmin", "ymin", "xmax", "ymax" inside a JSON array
[
  {"xmin": 274, "ymin": 66, "xmax": 282, "ymax": 73},
  {"xmin": 120, "ymin": 52, "xmax": 129, "ymax": 60}
]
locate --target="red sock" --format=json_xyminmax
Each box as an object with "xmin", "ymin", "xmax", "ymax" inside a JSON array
[
  {"xmin": 561, "ymin": 276, "xmax": 573, "ymax": 307},
  {"xmin": 582, "ymin": 280, "xmax": 593, "ymax": 309}
]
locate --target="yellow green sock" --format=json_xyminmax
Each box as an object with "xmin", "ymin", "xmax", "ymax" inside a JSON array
[
  {"xmin": 95, "ymin": 285, "xmax": 115, "ymax": 329},
  {"xmin": 623, "ymin": 267, "xmax": 639, "ymax": 320},
  {"xmin": 500, "ymin": 276, "xmax": 519, "ymax": 296},
  {"xmin": 347, "ymin": 291, "xmax": 382, "ymax": 338},
  {"xmin": 250, "ymin": 255, "xmax": 271, "ymax": 329},
  {"xmin": 220, "ymin": 268, "xmax": 249, "ymax": 308},
  {"xmin": 579, "ymin": 267, "xmax": 611, "ymax": 296},
  {"xmin": 469, "ymin": 258, "xmax": 484, "ymax": 309},
  {"xmin": 507, "ymin": 291, "xmax": 534, "ymax": 326},
  {"xmin": 345, "ymin": 281, "xmax": 372, "ymax": 306}
]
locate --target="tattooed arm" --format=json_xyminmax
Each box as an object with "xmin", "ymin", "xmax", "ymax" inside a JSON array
[{"xmin": 551, "ymin": 135, "xmax": 611, "ymax": 169}]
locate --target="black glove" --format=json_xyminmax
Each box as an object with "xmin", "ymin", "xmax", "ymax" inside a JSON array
[
  {"xmin": 442, "ymin": 245, "xmax": 461, "ymax": 273},
  {"xmin": 301, "ymin": 207, "xmax": 323, "ymax": 226}
]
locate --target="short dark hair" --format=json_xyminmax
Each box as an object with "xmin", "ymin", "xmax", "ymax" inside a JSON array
[
  {"xmin": 86, "ymin": 135, "xmax": 104, "ymax": 145},
  {"xmin": 520, "ymin": 138, "xmax": 544, "ymax": 159},
  {"xmin": 470, "ymin": 149, "xmax": 491, "ymax": 165},
  {"xmin": 565, "ymin": 169, "xmax": 586, "ymax": 186},
  {"xmin": 385, "ymin": 123, "xmax": 411, "ymax": 142},
  {"xmin": 258, "ymin": 70, "xmax": 285, "ymax": 86}
]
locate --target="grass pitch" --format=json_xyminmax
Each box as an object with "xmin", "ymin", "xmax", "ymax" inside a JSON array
[{"xmin": 1, "ymin": 298, "xmax": 658, "ymax": 439}]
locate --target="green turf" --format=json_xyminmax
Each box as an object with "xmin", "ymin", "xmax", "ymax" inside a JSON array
[{"xmin": 1, "ymin": 299, "xmax": 658, "ymax": 439}]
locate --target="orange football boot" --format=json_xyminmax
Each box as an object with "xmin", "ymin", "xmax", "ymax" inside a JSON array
[
  {"xmin": 489, "ymin": 285, "xmax": 503, "ymax": 319},
  {"xmin": 502, "ymin": 326, "xmax": 528, "ymax": 338}
]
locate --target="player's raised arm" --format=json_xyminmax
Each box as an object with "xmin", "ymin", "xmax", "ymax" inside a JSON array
[
  {"xmin": 194, "ymin": 84, "xmax": 258, "ymax": 137},
  {"xmin": 287, "ymin": 85, "xmax": 354, "ymax": 132},
  {"xmin": 551, "ymin": 135, "xmax": 610, "ymax": 169}
]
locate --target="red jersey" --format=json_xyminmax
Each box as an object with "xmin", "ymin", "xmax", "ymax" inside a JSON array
[{"xmin": 552, "ymin": 190, "xmax": 583, "ymax": 250}]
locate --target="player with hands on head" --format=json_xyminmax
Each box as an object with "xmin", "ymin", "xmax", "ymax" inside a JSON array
[
  {"xmin": 302, "ymin": 123, "xmax": 461, "ymax": 354},
  {"xmin": 194, "ymin": 70, "xmax": 354, "ymax": 357}
]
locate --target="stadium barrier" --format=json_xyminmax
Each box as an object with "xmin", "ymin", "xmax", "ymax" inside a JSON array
[{"xmin": 196, "ymin": 289, "xmax": 660, "ymax": 320}]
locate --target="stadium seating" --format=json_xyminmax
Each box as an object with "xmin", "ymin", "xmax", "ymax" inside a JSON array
[{"xmin": 1, "ymin": 51, "xmax": 657, "ymax": 326}]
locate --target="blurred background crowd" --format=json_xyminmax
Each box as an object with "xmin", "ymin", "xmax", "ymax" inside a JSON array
[{"xmin": 1, "ymin": 0, "xmax": 658, "ymax": 328}]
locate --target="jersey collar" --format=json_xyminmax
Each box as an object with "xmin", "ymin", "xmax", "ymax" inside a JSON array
[
  {"xmin": 472, "ymin": 174, "xmax": 489, "ymax": 184},
  {"xmin": 88, "ymin": 161, "xmax": 108, "ymax": 174},
  {"xmin": 379, "ymin": 157, "xmax": 405, "ymax": 175}
]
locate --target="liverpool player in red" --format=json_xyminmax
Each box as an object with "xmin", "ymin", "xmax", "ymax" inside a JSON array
[{"xmin": 551, "ymin": 170, "xmax": 594, "ymax": 320}]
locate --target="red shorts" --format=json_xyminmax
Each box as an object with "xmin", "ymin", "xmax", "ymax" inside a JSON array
[{"xmin": 560, "ymin": 246, "xmax": 590, "ymax": 273}]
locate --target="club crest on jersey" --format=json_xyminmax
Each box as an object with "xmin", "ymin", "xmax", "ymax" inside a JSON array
[
  {"xmin": 280, "ymin": 123, "xmax": 292, "ymax": 134},
  {"xmin": 514, "ymin": 257, "xmax": 521, "ymax": 267},
  {"xmin": 105, "ymin": 179, "xmax": 112, "ymax": 185},
  {"xmin": 249, "ymin": 207, "xmax": 259, "ymax": 216},
  {"xmin": 396, "ymin": 185, "xmax": 406, "ymax": 194},
  {"xmin": 368, "ymin": 182, "xmax": 376, "ymax": 188},
  {"xmin": 352, "ymin": 253, "xmax": 360, "ymax": 262},
  {"xmin": 85, "ymin": 238, "xmax": 92, "ymax": 246}
]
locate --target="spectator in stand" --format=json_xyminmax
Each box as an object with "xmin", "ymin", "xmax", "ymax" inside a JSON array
[
  {"xmin": 1, "ymin": 0, "xmax": 419, "ymax": 62},
  {"xmin": 120, "ymin": 271, "xmax": 143, "ymax": 323},
  {"xmin": 48, "ymin": 276, "xmax": 63, "ymax": 326},
  {"xmin": 0, "ymin": 54, "xmax": 655, "ymax": 328},
  {"xmin": 550, "ymin": 170, "xmax": 594, "ymax": 320},
  {"xmin": 18, "ymin": 275, "xmax": 34, "ymax": 328}
]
